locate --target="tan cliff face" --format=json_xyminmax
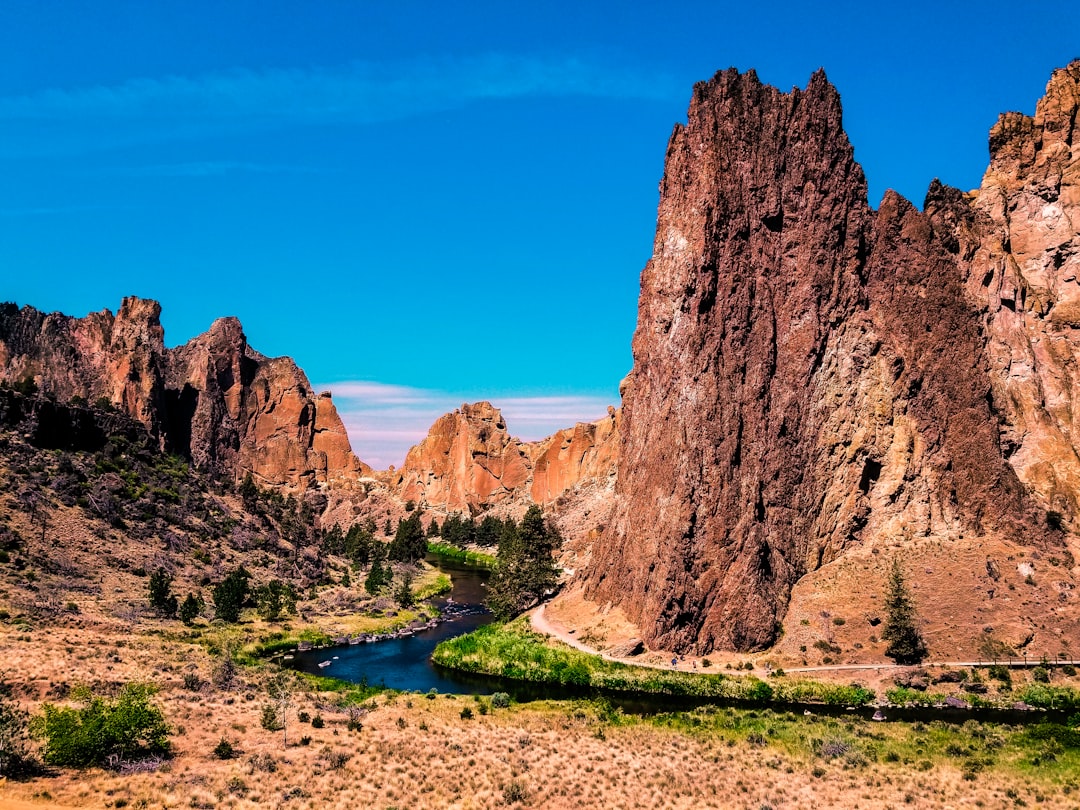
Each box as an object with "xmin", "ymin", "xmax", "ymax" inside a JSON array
[
  {"xmin": 579, "ymin": 66, "xmax": 1073, "ymax": 655},
  {"xmin": 953, "ymin": 63, "xmax": 1080, "ymax": 556},
  {"xmin": 391, "ymin": 401, "xmax": 619, "ymax": 516},
  {"xmin": 0, "ymin": 297, "xmax": 366, "ymax": 490}
]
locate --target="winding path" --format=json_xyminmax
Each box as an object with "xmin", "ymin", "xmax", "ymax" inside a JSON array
[{"xmin": 530, "ymin": 604, "xmax": 1080, "ymax": 675}]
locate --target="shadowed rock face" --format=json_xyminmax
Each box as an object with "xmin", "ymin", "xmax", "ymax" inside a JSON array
[
  {"xmin": 0, "ymin": 297, "xmax": 365, "ymax": 490},
  {"xmin": 581, "ymin": 65, "xmax": 1073, "ymax": 654}
]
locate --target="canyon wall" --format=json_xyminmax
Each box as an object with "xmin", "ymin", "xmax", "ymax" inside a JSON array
[{"xmin": 581, "ymin": 65, "xmax": 1078, "ymax": 654}]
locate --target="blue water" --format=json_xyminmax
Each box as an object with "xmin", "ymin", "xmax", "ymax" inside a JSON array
[{"xmin": 285, "ymin": 554, "xmax": 499, "ymax": 694}]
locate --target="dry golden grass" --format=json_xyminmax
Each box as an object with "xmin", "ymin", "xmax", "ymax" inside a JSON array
[{"xmin": 3, "ymin": 648, "xmax": 1078, "ymax": 810}]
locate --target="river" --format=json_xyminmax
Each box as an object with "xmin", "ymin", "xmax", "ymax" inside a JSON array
[
  {"xmin": 285, "ymin": 554, "xmax": 1072, "ymax": 723},
  {"xmin": 285, "ymin": 553, "xmax": 503, "ymax": 694}
]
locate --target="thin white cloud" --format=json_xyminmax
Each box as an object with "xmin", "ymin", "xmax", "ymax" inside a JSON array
[
  {"xmin": 0, "ymin": 54, "xmax": 681, "ymax": 157},
  {"xmin": 317, "ymin": 379, "xmax": 615, "ymax": 470},
  {"xmin": 102, "ymin": 161, "xmax": 322, "ymax": 177}
]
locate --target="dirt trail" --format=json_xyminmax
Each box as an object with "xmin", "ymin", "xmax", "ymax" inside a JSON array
[{"xmin": 530, "ymin": 604, "xmax": 1080, "ymax": 677}]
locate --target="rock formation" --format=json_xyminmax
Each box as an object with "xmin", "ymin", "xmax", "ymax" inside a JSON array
[
  {"xmin": 0, "ymin": 297, "xmax": 365, "ymax": 490},
  {"xmin": 391, "ymin": 401, "xmax": 619, "ymax": 515},
  {"xmin": 581, "ymin": 64, "xmax": 1077, "ymax": 654}
]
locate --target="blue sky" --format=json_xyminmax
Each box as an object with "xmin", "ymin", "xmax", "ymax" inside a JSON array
[{"xmin": 1, "ymin": 1, "xmax": 1075, "ymax": 467}]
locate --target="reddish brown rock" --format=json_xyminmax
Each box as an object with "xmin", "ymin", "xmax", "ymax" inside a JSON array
[
  {"xmin": 951, "ymin": 62, "xmax": 1080, "ymax": 561},
  {"xmin": 529, "ymin": 408, "xmax": 619, "ymax": 505},
  {"xmin": 581, "ymin": 66, "xmax": 1065, "ymax": 654},
  {"xmin": 393, "ymin": 402, "xmax": 532, "ymax": 513},
  {"xmin": 390, "ymin": 401, "xmax": 619, "ymax": 517},
  {"xmin": 0, "ymin": 298, "xmax": 365, "ymax": 491}
]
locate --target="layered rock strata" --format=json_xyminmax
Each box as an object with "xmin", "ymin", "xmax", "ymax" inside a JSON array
[
  {"xmin": 582, "ymin": 65, "xmax": 1077, "ymax": 653},
  {"xmin": 0, "ymin": 297, "xmax": 365, "ymax": 490}
]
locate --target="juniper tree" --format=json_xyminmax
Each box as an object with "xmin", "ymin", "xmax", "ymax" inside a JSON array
[
  {"xmin": 882, "ymin": 560, "xmax": 928, "ymax": 665},
  {"xmin": 148, "ymin": 567, "xmax": 178, "ymax": 618},
  {"xmin": 485, "ymin": 505, "xmax": 561, "ymax": 620}
]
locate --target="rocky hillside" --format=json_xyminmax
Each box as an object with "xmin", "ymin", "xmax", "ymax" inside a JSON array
[
  {"xmin": 0, "ymin": 298, "xmax": 366, "ymax": 491},
  {"xmin": 580, "ymin": 62, "xmax": 1080, "ymax": 654}
]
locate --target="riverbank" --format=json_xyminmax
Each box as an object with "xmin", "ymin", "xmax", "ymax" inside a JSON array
[
  {"xmin": 426, "ymin": 541, "xmax": 496, "ymax": 568},
  {"xmin": 436, "ymin": 615, "xmax": 1080, "ymax": 715}
]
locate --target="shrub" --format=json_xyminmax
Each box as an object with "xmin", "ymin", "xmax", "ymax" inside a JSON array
[
  {"xmin": 460, "ymin": 706, "xmax": 474, "ymax": 720},
  {"xmin": 182, "ymin": 673, "xmax": 203, "ymax": 692},
  {"xmin": 213, "ymin": 738, "xmax": 237, "ymax": 760},
  {"xmin": 491, "ymin": 692, "xmax": 510, "ymax": 709},
  {"xmin": 503, "ymin": 778, "xmax": 529, "ymax": 804},
  {"xmin": 260, "ymin": 704, "xmax": 280, "ymax": 731},
  {"xmin": 311, "ymin": 714, "xmax": 324, "ymax": 729},
  {"xmin": 297, "ymin": 710, "xmax": 310, "ymax": 724},
  {"xmin": 33, "ymin": 683, "xmax": 170, "ymax": 767},
  {"xmin": 1033, "ymin": 666, "xmax": 1051, "ymax": 684},
  {"xmin": 0, "ymin": 681, "xmax": 34, "ymax": 776}
]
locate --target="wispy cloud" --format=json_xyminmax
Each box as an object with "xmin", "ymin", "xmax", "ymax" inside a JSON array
[
  {"xmin": 101, "ymin": 161, "xmax": 323, "ymax": 177},
  {"xmin": 316, "ymin": 380, "xmax": 615, "ymax": 470},
  {"xmin": 0, "ymin": 54, "xmax": 680, "ymax": 157}
]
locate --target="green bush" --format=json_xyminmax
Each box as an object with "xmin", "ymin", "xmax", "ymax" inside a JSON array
[
  {"xmin": 491, "ymin": 692, "xmax": 510, "ymax": 709},
  {"xmin": 213, "ymin": 738, "xmax": 237, "ymax": 759},
  {"xmin": 260, "ymin": 704, "xmax": 280, "ymax": 731},
  {"xmin": 33, "ymin": 683, "xmax": 170, "ymax": 767},
  {"xmin": 311, "ymin": 714, "xmax": 324, "ymax": 729},
  {"xmin": 1033, "ymin": 666, "xmax": 1051, "ymax": 684}
]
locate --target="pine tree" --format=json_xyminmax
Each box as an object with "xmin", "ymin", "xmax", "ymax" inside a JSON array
[
  {"xmin": 389, "ymin": 512, "xmax": 425, "ymax": 562},
  {"xmin": 148, "ymin": 567, "xmax": 178, "ymax": 618},
  {"xmin": 882, "ymin": 560, "xmax": 928, "ymax": 665},
  {"xmin": 179, "ymin": 592, "xmax": 201, "ymax": 624},
  {"xmin": 394, "ymin": 572, "xmax": 415, "ymax": 608},
  {"xmin": 485, "ymin": 505, "xmax": 561, "ymax": 620},
  {"xmin": 213, "ymin": 567, "xmax": 251, "ymax": 623},
  {"xmin": 365, "ymin": 544, "xmax": 387, "ymax": 596}
]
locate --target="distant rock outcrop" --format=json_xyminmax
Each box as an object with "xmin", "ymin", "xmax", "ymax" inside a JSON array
[
  {"xmin": 391, "ymin": 401, "xmax": 618, "ymax": 515},
  {"xmin": 0, "ymin": 297, "xmax": 366, "ymax": 490},
  {"xmin": 581, "ymin": 64, "xmax": 1076, "ymax": 654}
]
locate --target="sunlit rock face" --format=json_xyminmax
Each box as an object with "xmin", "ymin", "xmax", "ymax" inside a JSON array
[
  {"xmin": 392, "ymin": 401, "xmax": 619, "ymax": 515},
  {"xmin": 581, "ymin": 64, "xmax": 1077, "ymax": 654},
  {"xmin": 0, "ymin": 297, "xmax": 366, "ymax": 490}
]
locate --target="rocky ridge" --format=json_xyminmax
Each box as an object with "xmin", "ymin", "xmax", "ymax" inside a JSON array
[
  {"xmin": 0, "ymin": 297, "xmax": 366, "ymax": 491},
  {"xmin": 579, "ymin": 63, "xmax": 1080, "ymax": 654},
  {"xmin": 391, "ymin": 401, "xmax": 619, "ymax": 516}
]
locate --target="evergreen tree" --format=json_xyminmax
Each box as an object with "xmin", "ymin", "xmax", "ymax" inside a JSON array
[
  {"xmin": 365, "ymin": 544, "xmax": 387, "ymax": 596},
  {"xmin": 213, "ymin": 567, "xmax": 251, "ymax": 623},
  {"xmin": 239, "ymin": 472, "xmax": 259, "ymax": 508},
  {"xmin": 485, "ymin": 505, "xmax": 561, "ymax": 620},
  {"xmin": 179, "ymin": 592, "xmax": 202, "ymax": 624},
  {"xmin": 344, "ymin": 524, "xmax": 372, "ymax": 566},
  {"xmin": 882, "ymin": 560, "xmax": 928, "ymax": 665},
  {"xmin": 427, "ymin": 518, "xmax": 440, "ymax": 538},
  {"xmin": 394, "ymin": 573, "xmax": 415, "ymax": 608},
  {"xmin": 341, "ymin": 568, "xmax": 351, "ymax": 588},
  {"xmin": 389, "ymin": 512, "xmax": 426, "ymax": 562},
  {"xmin": 255, "ymin": 580, "xmax": 297, "ymax": 621},
  {"xmin": 383, "ymin": 518, "xmax": 393, "ymax": 536},
  {"xmin": 148, "ymin": 567, "xmax": 178, "ymax": 618}
]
